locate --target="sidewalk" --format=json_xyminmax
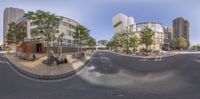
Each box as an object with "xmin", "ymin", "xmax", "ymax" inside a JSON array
[{"xmin": 4, "ymin": 52, "xmax": 92, "ymax": 79}]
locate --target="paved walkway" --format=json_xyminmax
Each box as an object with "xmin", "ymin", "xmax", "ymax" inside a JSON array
[{"xmin": 4, "ymin": 52, "xmax": 92, "ymax": 76}]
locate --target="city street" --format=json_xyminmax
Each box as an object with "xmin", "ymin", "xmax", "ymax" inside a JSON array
[{"xmin": 1, "ymin": 51, "xmax": 200, "ymax": 99}]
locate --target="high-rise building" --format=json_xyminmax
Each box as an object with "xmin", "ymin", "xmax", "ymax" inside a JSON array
[
  {"xmin": 3, "ymin": 7, "xmax": 25, "ymax": 44},
  {"xmin": 172, "ymin": 17, "xmax": 190, "ymax": 48},
  {"xmin": 112, "ymin": 13, "xmax": 136, "ymax": 34}
]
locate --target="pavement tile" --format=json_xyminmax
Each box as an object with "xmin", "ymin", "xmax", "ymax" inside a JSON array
[{"xmin": 4, "ymin": 52, "xmax": 92, "ymax": 76}]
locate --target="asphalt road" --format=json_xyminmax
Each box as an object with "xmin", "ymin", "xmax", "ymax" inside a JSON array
[{"xmin": 1, "ymin": 51, "xmax": 200, "ymax": 99}]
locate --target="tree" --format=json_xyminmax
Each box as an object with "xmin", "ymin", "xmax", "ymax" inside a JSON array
[
  {"xmin": 197, "ymin": 44, "xmax": 200, "ymax": 51},
  {"xmin": 25, "ymin": 10, "xmax": 60, "ymax": 63},
  {"xmin": 0, "ymin": 44, "xmax": 2, "ymax": 51},
  {"xmin": 87, "ymin": 36, "xmax": 96, "ymax": 47},
  {"xmin": 6, "ymin": 22, "xmax": 16, "ymax": 52},
  {"xmin": 6, "ymin": 22, "xmax": 27, "ymax": 55},
  {"xmin": 106, "ymin": 40, "xmax": 113, "ymax": 50},
  {"xmin": 74, "ymin": 25, "xmax": 89, "ymax": 53},
  {"xmin": 30, "ymin": 28, "xmax": 39, "ymax": 37},
  {"xmin": 174, "ymin": 38, "xmax": 180, "ymax": 50},
  {"xmin": 179, "ymin": 37, "xmax": 188, "ymax": 50},
  {"xmin": 129, "ymin": 35, "xmax": 139, "ymax": 53},
  {"xmin": 87, "ymin": 36, "xmax": 96, "ymax": 51},
  {"xmin": 112, "ymin": 33, "xmax": 121, "ymax": 51},
  {"xmin": 140, "ymin": 27, "xmax": 155, "ymax": 55},
  {"xmin": 119, "ymin": 34, "xmax": 127, "ymax": 51},
  {"xmin": 57, "ymin": 32, "xmax": 65, "ymax": 58}
]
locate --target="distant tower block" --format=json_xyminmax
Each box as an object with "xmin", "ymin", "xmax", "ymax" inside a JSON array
[{"xmin": 112, "ymin": 13, "xmax": 136, "ymax": 34}]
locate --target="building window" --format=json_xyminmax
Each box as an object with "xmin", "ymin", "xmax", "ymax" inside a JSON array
[{"xmin": 62, "ymin": 21, "xmax": 67, "ymax": 26}]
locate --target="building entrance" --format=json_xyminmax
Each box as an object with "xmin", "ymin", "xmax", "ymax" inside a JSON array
[{"xmin": 36, "ymin": 43, "xmax": 42, "ymax": 53}]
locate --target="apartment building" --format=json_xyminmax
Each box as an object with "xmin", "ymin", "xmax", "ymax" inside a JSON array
[
  {"xmin": 163, "ymin": 27, "xmax": 173, "ymax": 50},
  {"xmin": 112, "ymin": 13, "xmax": 165, "ymax": 51},
  {"xmin": 135, "ymin": 22, "xmax": 164, "ymax": 51},
  {"xmin": 173, "ymin": 17, "xmax": 190, "ymax": 49}
]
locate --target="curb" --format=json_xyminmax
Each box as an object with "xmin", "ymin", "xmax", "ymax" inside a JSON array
[{"xmin": 3, "ymin": 52, "xmax": 95, "ymax": 80}]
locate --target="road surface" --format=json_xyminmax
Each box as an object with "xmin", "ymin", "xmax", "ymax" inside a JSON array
[{"xmin": 1, "ymin": 51, "xmax": 200, "ymax": 99}]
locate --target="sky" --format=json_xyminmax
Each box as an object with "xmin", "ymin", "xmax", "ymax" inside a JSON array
[{"xmin": 0, "ymin": 0, "xmax": 200, "ymax": 45}]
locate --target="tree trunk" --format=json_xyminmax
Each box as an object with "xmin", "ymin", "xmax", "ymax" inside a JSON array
[
  {"xmin": 80, "ymin": 44, "xmax": 82, "ymax": 53},
  {"xmin": 47, "ymin": 46, "xmax": 51, "ymax": 63},
  {"xmin": 146, "ymin": 45, "xmax": 148, "ymax": 56},
  {"xmin": 133, "ymin": 47, "xmax": 136, "ymax": 54},
  {"xmin": 77, "ymin": 40, "xmax": 80, "ymax": 53},
  {"xmin": 15, "ymin": 44, "xmax": 18, "ymax": 57},
  {"xmin": 60, "ymin": 46, "xmax": 62, "ymax": 59}
]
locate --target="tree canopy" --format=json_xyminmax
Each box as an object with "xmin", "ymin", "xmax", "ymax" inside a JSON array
[
  {"xmin": 140, "ymin": 27, "xmax": 155, "ymax": 52},
  {"xmin": 25, "ymin": 10, "xmax": 61, "ymax": 63},
  {"xmin": 87, "ymin": 36, "xmax": 96, "ymax": 47},
  {"xmin": 6, "ymin": 22, "xmax": 27, "ymax": 54}
]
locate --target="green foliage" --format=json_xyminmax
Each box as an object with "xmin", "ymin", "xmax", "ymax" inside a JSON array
[
  {"xmin": 6, "ymin": 22, "xmax": 27, "ymax": 46},
  {"xmin": 140, "ymin": 27, "xmax": 155, "ymax": 52},
  {"xmin": 25, "ymin": 10, "xmax": 60, "ymax": 45},
  {"xmin": 112, "ymin": 33, "xmax": 121, "ymax": 49},
  {"xmin": 197, "ymin": 44, "xmax": 200, "ymax": 51},
  {"xmin": 119, "ymin": 34, "xmax": 127, "ymax": 49},
  {"xmin": 25, "ymin": 10, "xmax": 61, "ymax": 63},
  {"xmin": 129, "ymin": 35, "xmax": 139, "ymax": 52},
  {"xmin": 192, "ymin": 45, "xmax": 197, "ymax": 50},
  {"xmin": 30, "ymin": 28, "xmax": 38, "ymax": 37},
  {"xmin": 0, "ymin": 44, "xmax": 2, "ymax": 50},
  {"xmin": 74, "ymin": 25, "xmax": 90, "ymax": 47},
  {"xmin": 6, "ymin": 26, "xmax": 15, "ymax": 45},
  {"xmin": 106, "ymin": 40, "xmax": 113, "ymax": 48},
  {"xmin": 174, "ymin": 38, "xmax": 180, "ymax": 49},
  {"xmin": 179, "ymin": 37, "xmax": 188, "ymax": 50},
  {"xmin": 87, "ymin": 36, "xmax": 96, "ymax": 47},
  {"xmin": 174, "ymin": 37, "xmax": 188, "ymax": 50}
]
